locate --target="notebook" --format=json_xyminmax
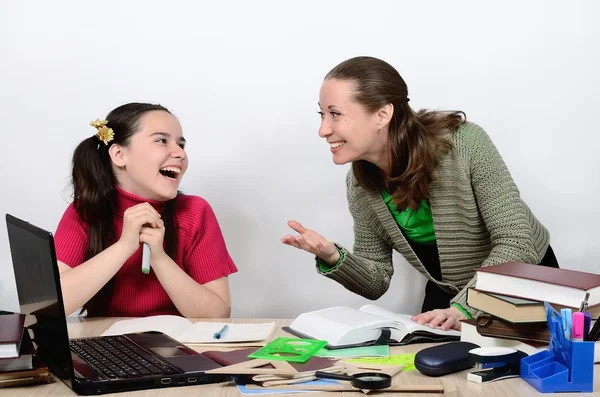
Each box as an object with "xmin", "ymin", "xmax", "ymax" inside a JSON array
[
  {"xmin": 475, "ymin": 262, "xmax": 600, "ymax": 309},
  {"xmin": 101, "ymin": 316, "xmax": 275, "ymax": 346},
  {"xmin": 284, "ymin": 304, "xmax": 460, "ymax": 349}
]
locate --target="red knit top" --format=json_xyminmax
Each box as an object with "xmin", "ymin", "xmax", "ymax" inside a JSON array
[{"xmin": 54, "ymin": 185, "xmax": 237, "ymax": 317}]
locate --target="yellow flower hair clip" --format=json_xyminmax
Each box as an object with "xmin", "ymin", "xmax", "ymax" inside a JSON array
[{"xmin": 90, "ymin": 119, "xmax": 114, "ymax": 145}]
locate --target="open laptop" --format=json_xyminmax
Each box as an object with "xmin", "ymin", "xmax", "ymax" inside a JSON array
[{"xmin": 5, "ymin": 214, "xmax": 229, "ymax": 395}]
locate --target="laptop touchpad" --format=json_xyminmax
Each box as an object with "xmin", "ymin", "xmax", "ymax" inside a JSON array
[{"xmin": 151, "ymin": 346, "xmax": 194, "ymax": 357}]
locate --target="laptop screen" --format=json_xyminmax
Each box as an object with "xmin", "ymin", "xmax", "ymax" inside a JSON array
[{"xmin": 5, "ymin": 214, "xmax": 74, "ymax": 382}]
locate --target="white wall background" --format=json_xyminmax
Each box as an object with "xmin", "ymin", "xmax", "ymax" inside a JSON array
[{"xmin": 1, "ymin": 0, "xmax": 599, "ymax": 318}]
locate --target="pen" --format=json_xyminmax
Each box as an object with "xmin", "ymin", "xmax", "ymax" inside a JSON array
[
  {"xmin": 213, "ymin": 324, "xmax": 229, "ymax": 340},
  {"xmin": 572, "ymin": 312, "xmax": 584, "ymax": 342}
]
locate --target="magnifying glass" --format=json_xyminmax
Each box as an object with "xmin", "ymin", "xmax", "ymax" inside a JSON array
[{"xmin": 314, "ymin": 370, "xmax": 392, "ymax": 390}]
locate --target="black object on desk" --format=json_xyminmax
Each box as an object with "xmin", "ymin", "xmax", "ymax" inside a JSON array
[
  {"xmin": 414, "ymin": 341, "xmax": 480, "ymax": 377},
  {"xmin": 587, "ymin": 317, "xmax": 600, "ymax": 341},
  {"xmin": 315, "ymin": 371, "xmax": 392, "ymax": 390},
  {"xmin": 467, "ymin": 347, "xmax": 528, "ymax": 383}
]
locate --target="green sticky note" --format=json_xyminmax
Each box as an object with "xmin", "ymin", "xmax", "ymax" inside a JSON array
[
  {"xmin": 314, "ymin": 345, "xmax": 390, "ymax": 358},
  {"xmin": 347, "ymin": 353, "xmax": 417, "ymax": 372}
]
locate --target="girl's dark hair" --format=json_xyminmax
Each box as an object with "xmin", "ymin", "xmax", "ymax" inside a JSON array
[
  {"xmin": 71, "ymin": 102, "xmax": 178, "ymax": 315},
  {"xmin": 325, "ymin": 56, "xmax": 466, "ymax": 209}
]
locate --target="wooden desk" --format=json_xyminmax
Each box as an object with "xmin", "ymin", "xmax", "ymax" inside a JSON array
[{"xmin": 3, "ymin": 317, "xmax": 598, "ymax": 397}]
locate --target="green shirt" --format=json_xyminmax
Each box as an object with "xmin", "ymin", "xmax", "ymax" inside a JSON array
[
  {"xmin": 379, "ymin": 190, "xmax": 436, "ymax": 245},
  {"xmin": 318, "ymin": 192, "xmax": 470, "ymax": 318},
  {"xmin": 318, "ymin": 192, "xmax": 436, "ymax": 270}
]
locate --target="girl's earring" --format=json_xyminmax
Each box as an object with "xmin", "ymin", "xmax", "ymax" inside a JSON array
[{"xmin": 120, "ymin": 164, "xmax": 126, "ymax": 170}]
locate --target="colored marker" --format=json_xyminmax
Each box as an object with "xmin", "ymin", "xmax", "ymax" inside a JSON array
[
  {"xmin": 142, "ymin": 243, "xmax": 151, "ymax": 274},
  {"xmin": 572, "ymin": 312, "xmax": 584, "ymax": 342},
  {"xmin": 583, "ymin": 312, "xmax": 592, "ymax": 341},
  {"xmin": 561, "ymin": 308, "xmax": 572, "ymax": 340}
]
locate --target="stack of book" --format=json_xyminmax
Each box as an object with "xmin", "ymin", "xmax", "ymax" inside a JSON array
[
  {"xmin": 461, "ymin": 262, "xmax": 600, "ymax": 356},
  {"xmin": 0, "ymin": 313, "xmax": 52, "ymax": 388}
]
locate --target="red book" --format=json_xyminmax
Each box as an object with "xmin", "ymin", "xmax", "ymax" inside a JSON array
[
  {"xmin": 0, "ymin": 314, "xmax": 25, "ymax": 359},
  {"xmin": 475, "ymin": 262, "xmax": 600, "ymax": 309}
]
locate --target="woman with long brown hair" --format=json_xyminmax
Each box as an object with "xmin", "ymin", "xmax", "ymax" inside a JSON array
[
  {"xmin": 55, "ymin": 103, "xmax": 237, "ymax": 318},
  {"xmin": 282, "ymin": 56, "xmax": 558, "ymax": 330}
]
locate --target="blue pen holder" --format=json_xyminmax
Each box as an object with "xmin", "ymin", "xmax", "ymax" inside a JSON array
[{"xmin": 520, "ymin": 303, "xmax": 594, "ymax": 393}]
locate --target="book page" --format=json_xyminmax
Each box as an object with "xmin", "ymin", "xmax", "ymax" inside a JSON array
[
  {"xmin": 176, "ymin": 322, "xmax": 275, "ymax": 344},
  {"xmin": 313, "ymin": 306, "xmax": 386, "ymax": 327},
  {"xmin": 100, "ymin": 315, "xmax": 192, "ymax": 339},
  {"xmin": 289, "ymin": 306, "xmax": 394, "ymax": 346},
  {"xmin": 359, "ymin": 304, "xmax": 460, "ymax": 336},
  {"xmin": 359, "ymin": 304, "xmax": 413, "ymax": 325},
  {"xmin": 488, "ymin": 292, "xmax": 540, "ymax": 306}
]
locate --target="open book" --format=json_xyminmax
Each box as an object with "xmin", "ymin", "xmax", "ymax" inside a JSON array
[
  {"xmin": 101, "ymin": 316, "xmax": 275, "ymax": 346},
  {"xmin": 284, "ymin": 304, "xmax": 460, "ymax": 349}
]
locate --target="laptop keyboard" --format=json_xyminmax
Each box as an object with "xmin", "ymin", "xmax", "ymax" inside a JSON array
[{"xmin": 70, "ymin": 336, "xmax": 179, "ymax": 379}]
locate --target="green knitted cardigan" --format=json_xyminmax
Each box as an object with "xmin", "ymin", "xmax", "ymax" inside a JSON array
[{"xmin": 316, "ymin": 121, "xmax": 550, "ymax": 316}]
